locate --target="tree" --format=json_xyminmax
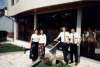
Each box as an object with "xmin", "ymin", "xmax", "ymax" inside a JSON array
[{"xmin": 0, "ymin": 9, "xmax": 4, "ymax": 17}]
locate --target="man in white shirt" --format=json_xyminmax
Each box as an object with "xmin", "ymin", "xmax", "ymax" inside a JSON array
[
  {"xmin": 69, "ymin": 28, "xmax": 80, "ymax": 65},
  {"xmin": 54, "ymin": 27, "xmax": 70, "ymax": 64}
]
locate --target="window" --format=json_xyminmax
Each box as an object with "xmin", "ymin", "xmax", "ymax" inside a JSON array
[{"xmin": 0, "ymin": 9, "xmax": 4, "ymax": 17}]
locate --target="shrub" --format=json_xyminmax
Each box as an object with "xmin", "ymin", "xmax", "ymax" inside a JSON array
[{"xmin": 0, "ymin": 31, "xmax": 8, "ymax": 42}]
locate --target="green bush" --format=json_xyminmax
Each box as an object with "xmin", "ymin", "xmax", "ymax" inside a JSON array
[{"xmin": 0, "ymin": 31, "xmax": 8, "ymax": 42}]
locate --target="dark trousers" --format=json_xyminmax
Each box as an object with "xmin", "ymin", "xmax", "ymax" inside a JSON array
[
  {"xmin": 61, "ymin": 42, "xmax": 69, "ymax": 64},
  {"xmin": 80, "ymin": 41, "xmax": 89, "ymax": 57},
  {"xmin": 70, "ymin": 43, "xmax": 78, "ymax": 64},
  {"xmin": 30, "ymin": 42, "xmax": 38, "ymax": 61},
  {"xmin": 88, "ymin": 42, "xmax": 96, "ymax": 58}
]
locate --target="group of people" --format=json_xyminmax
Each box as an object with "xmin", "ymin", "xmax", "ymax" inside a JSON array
[
  {"xmin": 30, "ymin": 29, "xmax": 46, "ymax": 62},
  {"xmin": 81, "ymin": 28, "xmax": 96, "ymax": 58},
  {"xmin": 29, "ymin": 26, "xmax": 96, "ymax": 66},
  {"xmin": 54, "ymin": 27, "xmax": 80, "ymax": 65}
]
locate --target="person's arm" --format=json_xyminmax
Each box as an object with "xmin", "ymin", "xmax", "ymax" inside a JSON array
[
  {"xmin": 93, "ymin": 32, "xmax": 96, "ymax": 41},
  {"xmin": 77, "ymin": 33, "xmax": 81, "ymax": 45},
  {"xmin": 93, "ymin": 32, "xmax": 96, "ymax": 38},
  {"xmin": 30, "ymin": 35, "xmax": 33, "ymax": 48},
  {"xmin": 54, "ymin": 32, "xmax": 61, "ymax": 41},
  {"xmin": 82, "ymin": 34, "xmax": 85, "ymax": 42},
  {"xmin": 44, "ymin": 34, "xmax": 47, "ymax": 46}
]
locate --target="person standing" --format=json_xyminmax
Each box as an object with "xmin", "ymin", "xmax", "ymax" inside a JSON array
[
  {"xmin": 30, "ymin": 29, "xmax": 39, "ymax": 62},
  {"xmin": 38, "ymin": 29, "xmax": 46, "ymax": 59},
  {"xmin": 69, "ymin": 28, "xmax": 80, "ymax": 65},
  {"xmin": 80, "ymin": 30, "xmax": 88, "ymax": 57},
  {"xmin": 54, "ymin": 27, "xmax": 70, "ymax": 64},
  {"xmin": 86, "ymin": 28, "xmax": 96, "ymax": 58}
]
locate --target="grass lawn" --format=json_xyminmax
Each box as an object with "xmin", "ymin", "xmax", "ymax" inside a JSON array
[
  {"xmin": 0, "ymin": 43, "xmax": 24, "ymax": 53},
  {"xmin": 34, "ymin": 62, "xmax": 72, "ymax": 67}
]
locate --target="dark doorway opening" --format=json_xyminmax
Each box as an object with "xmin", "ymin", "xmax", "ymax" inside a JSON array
[{"xmin": 17, "ymin": 15, "xmax": 34, "ymax": 41}]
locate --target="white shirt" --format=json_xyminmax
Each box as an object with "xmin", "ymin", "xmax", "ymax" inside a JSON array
[
  {"xmin": 69, "ymin": 32, "xmax": 81, "ymax": 44},
  {"xmin": 85, "ymin": 32, "xmax": 89, "ymax": 38},
  {"xmin": 86, "ymin": 31, "xmax": 96, "ymax": 38},
  {"xmin": 57, "ymin": 32, "xmax": 70, "ymax": 43},
  {"xmin": 39, "ymin": 34, "xmax": 46, "ymax": 44},
  {"xmin": 31, "ymin": 34, "xmax": 39, "ymax": 42}
]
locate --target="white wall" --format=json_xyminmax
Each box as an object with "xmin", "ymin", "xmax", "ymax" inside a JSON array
[
  {"xmin": 7, "ymin": 0, "xmax": 80, "ymax": 16},
  {"xmin": 0, "ymin": 16, "xmax": 13, "ymax": 32}
]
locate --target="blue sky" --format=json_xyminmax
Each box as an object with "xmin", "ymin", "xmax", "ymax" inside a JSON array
[{"xmin": 0, "ymin": 0, "xmax": 6, "ymax": 9}]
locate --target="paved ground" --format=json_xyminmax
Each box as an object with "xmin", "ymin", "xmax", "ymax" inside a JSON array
[
  {"xmin": 78, "ymin": 57, "xmax": 100, "ymax": 67},
  {"xmin": 0, "ymin": 51, "xmax": 32, "ymax": 67},
  {"xmin": 0, "ymin": 51, "xmax": 100, "ymax": 67},
  {"xmin": 0, "ymin": 39, "xmax": 100, "ymax": 67}
]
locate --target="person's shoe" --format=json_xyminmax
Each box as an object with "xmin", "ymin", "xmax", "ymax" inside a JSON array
[{"xmin": 75, "ymin": 63, "xmax": 78, "ymax": 66}]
